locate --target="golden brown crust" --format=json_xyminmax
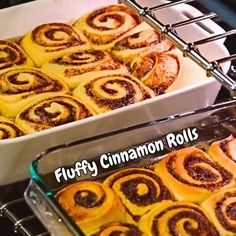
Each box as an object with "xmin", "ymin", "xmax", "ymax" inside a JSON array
[
  {"xmin": 131, "ymin": 52, "xmax": 180, "ymax": 94},
  {"xmin": 104, "ymin": 168, "xmax": 173, "ymax": 222},
  {"xmin": 139, "ymin": 201, "xmax": 219, "ymax": 236},
  {"xmin": 73, "ymin": 73, "xmax": 155, "ymax": 114},
  {"xmin": 31, "ymin": 23, "xmax": 86, "ymax": 51},
  {"xmin": 112, "ymin": 29, "xmax": 173, "ymax": 62},
  {"xmin": 15, "ymin": 95, "xmax": 92, "ymax": 133},
  {"xmin": 74, "ymin": 5, "xmax": 140, "ymax": 50},
  {"xmin": 0, "ymin": 67, "xmax": 69, "ymax": 117},
  {"xmin": 202, "ymin": 188, "xmax": 236, "ymax": 236},
  {"xmin": 21, "ymin": 23, "xmax": 90, "ymax": 66},
  {"xmin": 91, "ymin": 222, "xmax": 144, "ymax": 236},
  {"xmin": 42, "ymin": 49, "xmax": 127, "ymax": 89},
  {"xmin": 0, "ymin": 116, "xmax": 24, "ymax": 139},
  {"xmin": 209, "ymin": 135, "xmax": 236, "ymax": 179},
  {"xmin": 153, "ymin": 147, "xmax": 235, "ymax": 203},
  {"xmin": 0, "ymin": 40, "xmax": 33, "ymax": 70},
  {"xmin": 0, "ymin": 67, "xmax": 67, "ymax": 97},
  {"xmin": 56, "ymin": 181, "xmax": 126, "ymax": 235}
]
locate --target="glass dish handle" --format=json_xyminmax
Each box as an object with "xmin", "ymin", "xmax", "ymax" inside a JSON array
[{"xmin": 24, "ymin": 180, "xmax": 74, "ymax": 236}]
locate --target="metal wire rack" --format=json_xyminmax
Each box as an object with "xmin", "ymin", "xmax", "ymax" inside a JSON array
[
  {"xmin": 0, "ymin": 180, "xmax": 49, "ymax": 236},
  {"xmin": 120, "ymin": 0, "xmax": 236, "ymax": 92}
]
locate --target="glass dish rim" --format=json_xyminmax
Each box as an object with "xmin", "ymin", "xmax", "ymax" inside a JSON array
[{"xmin": 30, "ymin": 98, "xmax": 236, "ymax": 186}]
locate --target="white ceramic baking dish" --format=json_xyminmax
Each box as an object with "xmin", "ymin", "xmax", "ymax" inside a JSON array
[{"xmin": 0, "ymin": 0, "xmax": 231, "ymax": 185}]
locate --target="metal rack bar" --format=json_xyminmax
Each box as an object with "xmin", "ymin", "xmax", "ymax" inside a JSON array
[
  {"xmin": 120, "ymin": 0, "xmax": 236, "ymax": 91},
  {"xmin": 14, "ymin": 215, "xmax": 36, "ymax": 232},
  {"xmin": 216, "ymin": 54, "xmax": 236, "ymax": 64},
  {"xmin": 172, "ymin": 12, "xmax": 217, "ymax": 28},
  {"xmin": 0, "ymin": 197, "xmax": 49, "ymax": 236},
  {"xmin": 150, "ymin": 0, "xmax": 194, "ymax": 11},
  {"xmin": 194, "ymin": 29, "xmax": 236, "ymax": 45}
]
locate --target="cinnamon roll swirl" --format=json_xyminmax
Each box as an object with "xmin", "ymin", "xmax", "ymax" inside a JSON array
[
  {"xmin": 139, "ymin": 200, "xmax": 219, "ymax": 236},
  {"xmin": 74, "ymin": 5, "xmax": 140, "ymax": 50},
  {"xmin": 21, "ymin": 23, "xmax": 90, "ymax": 66},
  {"xmin": 92, "ymin": 223, "xmax": 144, "ymax": 236},
  {"xmin": 153, "ymin": 147, "xmax": 235, "ymax": 203},
  {"xmin": 56, "ymin": 181, "xmax": 126, "ymax": 235},
  {"xmin": 209, "ymin": 135, "xmax": 236, "ymax": 179},
  {"xmin": 73, "ymin": 73, "xmax": 155, "ymax": 114},
  {"xmin": 112, "ymin": 28, "xmax": 173, "ymax": 63},
  {"xmin": 0, "ymin": 40, "xmax": 34, "ymax": 70},
  {"xmin": 201, "ymin": 188, "xmax": 236, "ymax": 236},
  {"xmin": 0, "ymin": 67, "xmax": 69, "ymax": 117},
  {"xmin": 103, "ymin": 168, "xmax": 173, "ymax": 223},
  {"xmin": 130, "ymin": 52, "xmax": 180, "ymax": 95},
  {"xmin": 42, "ymin": 49, "xmax": 127, "ymax": 89},
  {"xmin": 0, "ymin": 116, "xmax": 24, "ymax": 139},
  {"xmin": 15, "ymin": 94, "xmax": 93, "ymax": 134}
]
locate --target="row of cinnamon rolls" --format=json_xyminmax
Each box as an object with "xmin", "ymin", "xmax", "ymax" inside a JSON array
[
  {"xmin": 57, "ymin": 135, "xmax": 236, "ymax": 235},
  {"xmin": 0, "ymin": 5, "xmax": 181, "ymax": 139}
]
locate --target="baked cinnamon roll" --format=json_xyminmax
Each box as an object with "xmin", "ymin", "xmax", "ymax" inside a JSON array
[
  {"xmin": 42, "ymin": 49, "xmax": 127, "ymax": 89},
  {"xmin": 56, "ymin": 181, "xmax": 126, "ymax": 235},
  {"xmin": 73, "ymin": 73, "xmax": 155, "ymax": 114},
  {"xmin": 0, "ymin": 116, "xmax": 24, "ymax": 139},
  {"xmin": 92, "ymin": 223, "xmax": 143, "ymax": 236},
  {"xmin": 21, "ymin": 23, "xmax": 90, "ymax": 66},
  {"xmin": 209, "ymin": 135, "xmax": 236, "ymax": 179},
  {"xmin": 112, "ymin": 27, "xmax": 173, "ymax": 63},
  {"xmin": 139, "ymin": 200, "xmax": 219, "ymax": 236},
  {"xmin": 103, "ymin": 168, "xmax": 173, "ymax": 223},
  {"xmin": 201, "ymin": 188, "xmax": 236, "ymax": 236},
  {"xmin": 0, "ymin": 67, "xmax": 69, "ymax": 117},
  {"xmin": 153, "ymin": 147, "xmax": 235, "ymax": 203},
  {"xmin": 15, "ymin": 94, "xmax": 93, "ymax": 134},
  {"xmin": 0, "ymin": 40, "xmax": 34, "ymax": 70},
  {"xmin": 130, "ymin": 52, "xmax": 180, "ymax": 94},
  {"xmin": 74, "ymin": 5, "xmax": 140, "ymax": 50}
]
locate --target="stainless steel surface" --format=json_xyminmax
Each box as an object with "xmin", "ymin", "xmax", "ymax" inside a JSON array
[{"xmin": 121, "ymin": 0, "xmax": 236, "ymax": 91}]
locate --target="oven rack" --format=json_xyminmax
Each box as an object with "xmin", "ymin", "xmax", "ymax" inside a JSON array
[
  {"xmin": 120, "ymin": 0, "xmax": 236, "ymax": 92},
  {"xmin": 0, "ymin": 180, "xmax": 49, "ymax": 236}
]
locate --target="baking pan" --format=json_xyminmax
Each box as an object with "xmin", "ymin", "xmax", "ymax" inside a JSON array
[
  {"xmin": 24, "ymin": 99, "xmax": 236, "ymax": 236},
  {"xmin": 0, "ymin": 0, "xmax": 231, "ymax": 185}
]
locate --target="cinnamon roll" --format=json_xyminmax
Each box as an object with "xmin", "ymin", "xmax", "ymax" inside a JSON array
[
  {"xmin": 103, "ymin": 168, "xmax": 173, "ymax": 223},
  {"xmin": 153, "ymin": 147, "xmax": 235, "ymax": 203},
  {"xmin": 0, "ymin": 40, "xmax": 34, "ymax": 70},
  {"xmin": 42, "ymin": 49, "xmax": 127, "ymax": 89},
  {"xmin": 139, "ymin": 200, "xmax": 219, "ymax": 236},
  {"xmin": 209, "ymin": 135, "xmax": 236, "ymax": 179},
  {"xmin": 74, "ymin": 5, "xmax": 140, "ymax": 50},
  {"xmin": 92, "ymin": 223, "xmax": 144, "ymax": 236},
  {"xmin": 15, "ymin": 94, "xmax": 93, "ymax": 134},
  {"xmin": 0, "ymin": 67, "xmax": 69, "ymax": 117},
  {"xmin": 201, "ymin": 188, "xmax": 236, "ymax": 236},
  {"xmin": 21, "ymin": 23, "xmax": 90, "ymax": 66},
  {"xmin": 73, "ymin": 73, "xmax": 155, "ymax": 114},
  {"xmin": 112, "ymin": 28, "xmax": 173, "ymax": 63},
  {"xmin": 0, "ymin": 116, "xmax": 24, "ymax": 139},
  {"xmin": 56, "ymin": 181, "xmax": 126, "ymax": 235},
  {"xmin": 130, "ymin": 52, "xmax": 181, "ymax": 94}
]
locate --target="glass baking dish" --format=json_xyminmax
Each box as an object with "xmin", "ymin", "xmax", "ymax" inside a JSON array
[{"xmin": 24, "ymin": 99, "xmax": 236, "ymax": 236}]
